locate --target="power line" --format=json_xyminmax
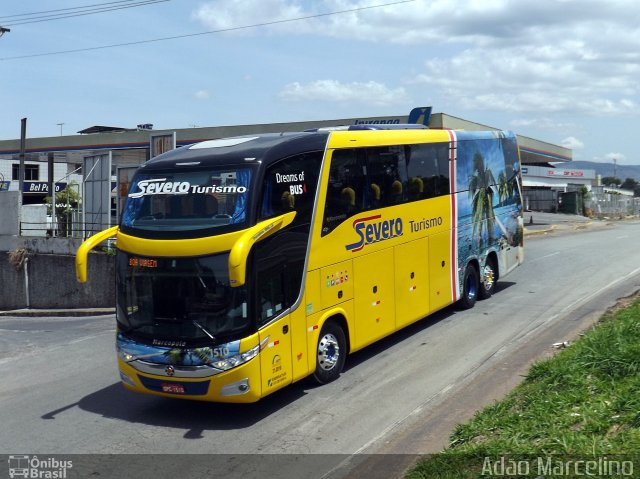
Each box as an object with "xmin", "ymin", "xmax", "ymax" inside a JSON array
[
  {"xmin": 2, "ymin": 0, "xmax": 169, "ymax": 27},
  {"xmin": 0, "ymin": 0, "xmax": 416, "ymax": 61},
  {"xmin": 0, "ymin": 0, "xmax": 136, "ymax": 19}
]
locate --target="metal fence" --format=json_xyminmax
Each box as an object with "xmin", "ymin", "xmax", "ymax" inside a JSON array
[
  {"xmin": 523, "ymin": 188, "xmax": 558, "ymax": 212},
  {"xmin": 524, "ymin": 186, "xmax": 640, "ymax": 217},
  {"xmin": 588, "ymin": 193, "xmax": 640, "ymax": 217},
  {"xmin": 19, "ymin": 209, "xmax": 111, "ymax": 238}
]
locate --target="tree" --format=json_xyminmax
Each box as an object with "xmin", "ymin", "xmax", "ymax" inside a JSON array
[
  {"xmin": 621, "ymin": 178, "xmax": 638, "ymax": 191},
  {"xmin": 497, "ymin": 171, "xmax": 508, "ymax": 206},
  {"xmin": 601, "ymin": 176, "xmax": 621, "ymax": 187},
  {"xmin": 578, "ymin": 186, "xmax": 591, "ymax": 217},
  {"xmin": 45, "ymin": 181, "xmax": 80, "ymax": 236}
]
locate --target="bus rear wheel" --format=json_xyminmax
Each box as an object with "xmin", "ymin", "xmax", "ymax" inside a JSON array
[
  {"xmin": 459, "ymin": 263, "xmax": 479, "ymax": 310},
  {"xmin": 479, "ymin": 257, "xmax": 497, "ymax": 299},
  {"xmin": 312, "ymin": 320, "xmax": 346, "ymax": 385}
]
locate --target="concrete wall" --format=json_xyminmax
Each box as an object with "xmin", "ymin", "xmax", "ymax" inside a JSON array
[
  {"xmin": 0, "ymin": 192, "xmax": 20, "ymax": 235},
  {"xmin": 21, "ymin": 204, "xmax": 48, "ymax": 237},
  {"xmin": 0, "ymin": 235, "xmax": 83, "ymax": 256},
  {"xmin": 0, "ymin": 250, "xmax": 115, "ymax": 310}
]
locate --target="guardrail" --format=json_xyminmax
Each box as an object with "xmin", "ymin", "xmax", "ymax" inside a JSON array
[{"xmin": 19, "ymin": 220, "xmax": 113, "ymax": 238}]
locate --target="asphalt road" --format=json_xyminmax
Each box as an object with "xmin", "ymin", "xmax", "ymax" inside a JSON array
[{"xmin": 1, "ymin": 220, "xmax": 640, "ymax": 478}]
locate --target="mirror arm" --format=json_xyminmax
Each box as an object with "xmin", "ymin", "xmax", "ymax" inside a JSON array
[
  {"xmin": 228, "ymin": 211, "xmax": 296, "ymax": 287},
  {"xmin": 76, "ymin": 226, "xmax": 119, "ymax": 283}
]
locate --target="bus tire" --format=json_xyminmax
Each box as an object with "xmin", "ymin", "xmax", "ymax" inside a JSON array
[
  {"xmin": 479, "ymin": 256, "xmax": 497, "ymax": 300},
  {"xmin": 459, "ymin": 263, "xmax": 479, "ymax": 310},
  {"xmin": 312, "ymin": 320, "xmax": 346, "ymax": 385}
]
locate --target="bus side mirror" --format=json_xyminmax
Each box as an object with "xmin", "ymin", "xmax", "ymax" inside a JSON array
[
  {"xmin": 228, "ymin": 211, "xmax": 296, "ymax": 287},
  {"xmin": 76, "ymin": 226, "xmax": 119, "ymax": 283}
]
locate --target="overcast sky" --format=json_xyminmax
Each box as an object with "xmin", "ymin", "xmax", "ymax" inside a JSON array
[{"xmin": 1, "ymin": 0, "xmax": 638, "ymax": 164}]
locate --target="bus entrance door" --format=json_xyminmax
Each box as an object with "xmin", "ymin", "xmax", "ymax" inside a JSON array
[{"xmin": 256, "ymin": 257, "xmax": 293, "ymax": 396}]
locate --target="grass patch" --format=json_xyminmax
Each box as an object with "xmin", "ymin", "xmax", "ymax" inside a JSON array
[{"xmin": 406, "ymin": 295, "xmax": 640, "ymax": 478}]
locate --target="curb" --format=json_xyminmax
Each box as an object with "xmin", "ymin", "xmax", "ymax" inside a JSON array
[
  {"xmin": 0, "ymin": 308, "xmax": 115, "ymax": 318},
  {"xmin": 524, "ymin": 225, "xmax": 557, "ymax": 237}
]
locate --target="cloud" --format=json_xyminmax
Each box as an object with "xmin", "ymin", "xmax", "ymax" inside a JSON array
[
  {"xmin": 192, "ymin": 0, "xmax": 306, "ymax": 34},
  {"xmin": 192, "ymin": 0, "xmax": 640, "ymax": 118},
  {"xmin": 278, "ymin": 79, "xmax": 409, "ymax": 106},
  {"xmin": 511, "ymin": 118, "xmax": 576, "ymax": 131},
  {"xmin": 603, "ymin": 152, "xmax": 629, "ymax": 164},
  {"xmin": 413, "ymin": 43, "xmax": 639, "ymax": 116},
  {"xmin": 194, "ymin": 90, "xmax": 211, "ymax": 100},
  {"xmin": 561, "ymin": 136, "xmax": 584, "ymax": 150}
]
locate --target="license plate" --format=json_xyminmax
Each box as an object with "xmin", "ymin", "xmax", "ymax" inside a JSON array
[{"xmin": 161, "ymin": 383, "xmax": 185, "ymax": 394}]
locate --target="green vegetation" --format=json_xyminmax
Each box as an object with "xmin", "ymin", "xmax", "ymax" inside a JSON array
[
  {"xmin": 45, "ymin": 181, "xmax": 81, "ymax": 236},
  {"xmin": 407, "ymin": 295, "xmax": 640, "ymax": 478}
]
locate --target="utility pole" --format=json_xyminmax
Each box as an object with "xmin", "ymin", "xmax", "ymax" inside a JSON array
[
  {"xmin": 57, "ymin": 122, "xmax": 65, "ymax": 136},
  {"xmin": 19, "ymin": 118, "xmax": 27, "ymax": 203},
  {"xmin": 0, "ymin": 26, "xmax": 10, "ymax": 37}
]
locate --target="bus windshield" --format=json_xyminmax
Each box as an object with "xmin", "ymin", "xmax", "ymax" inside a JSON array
[
  {"xmin": 121, "ymin": 167, "xmax": 252, "ymax": 233},
  {"xmin": 116, "ymin": 251, "xmax": 251, "ymax": 346}
]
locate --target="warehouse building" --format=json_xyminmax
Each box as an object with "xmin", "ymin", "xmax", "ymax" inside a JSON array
[{"xmin": 0, "ymin": 108, "xmax": 575, "ymax": 236}]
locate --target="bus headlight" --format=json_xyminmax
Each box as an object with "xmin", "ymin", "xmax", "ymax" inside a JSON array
[
  {"xmin": 210, "ymin": 342, "xmax": 261, "ymax": 371},
  {"xmin": 117, "ymin": 347, "xmax": 136, "ymax": 362}
]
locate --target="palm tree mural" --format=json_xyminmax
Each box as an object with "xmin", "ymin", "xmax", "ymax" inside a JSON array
[
  {"xmin": 468, "ymin": 152, "xmax": 497, "ymax": 247},
  {"xmin": 163, "ymin": 347, "xmax": 214, "ymax": 365},
  {"xmin": 164, "ymin": 348, "xmax": 186, "ymax": 364},
  {"xmin": 497, "ymin": 171, "xmax": 509, "ymax": 206}
]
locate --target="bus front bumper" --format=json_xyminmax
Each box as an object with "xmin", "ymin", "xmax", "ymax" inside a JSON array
[{"xmin": 117, "ymin": 357, "xmax": 262, "ymax": 403}]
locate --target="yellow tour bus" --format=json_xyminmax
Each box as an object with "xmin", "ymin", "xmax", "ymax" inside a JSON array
[{"xmin": 76, "ymin": 124, "xmax": 524, "ymax": 402}]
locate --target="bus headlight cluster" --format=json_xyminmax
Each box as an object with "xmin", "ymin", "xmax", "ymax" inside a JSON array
[
  {"xmin": 117, "ymin": 346, "xmax": 136, "ymax": 362},
  {"xmin": 210, "ymin": 343, "xmax": 261, "ymax": 371}
]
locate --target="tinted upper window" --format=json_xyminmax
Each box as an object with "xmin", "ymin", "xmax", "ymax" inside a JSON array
[
  {"xmin": 322, "ymin": 149, "xmax": 366, "ymax": 235},
  {"xmin": 321, "ymin": 142, "xmax": 451, "ymax": 235},
  {"xmin": 365, "ymin": 146, "xmax": 408, "ymax": 208},
  {"xmin": 121, "ymin": 167, "xmax": 252, "ymax": 236},
  {"xmin": 406, "ymin": 142, "xmax": 450, "ymax": 199},
  {"xmin": 259, "ymin": 151, "xmax": 323, "ymax": 226}
]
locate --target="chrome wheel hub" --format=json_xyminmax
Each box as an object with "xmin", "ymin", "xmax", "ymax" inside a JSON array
[
  {"xmin": 317, "ymin": 333, "xmax": 340, "ymax": 371},
  {"xmin": 483, "ymin": 265, "xmax": 495, "ymax": 290}
]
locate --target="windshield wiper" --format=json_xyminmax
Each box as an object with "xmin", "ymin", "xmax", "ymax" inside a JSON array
[{"xmin": 191, "ymin": 319, "xmax": 216, "ymax": 342}]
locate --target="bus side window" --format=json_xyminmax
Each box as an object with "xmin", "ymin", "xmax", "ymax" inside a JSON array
[
  {"xmin": 364, "ymin": 146, "xmax": 408, "ymax": 208},
  {"xmin": 322, "ymin": 149, "xmax": 365, "ymax": 236},
  {"xmin": 260, "ymin": 152, "xmax": 322, "ymax": 225},
  {"xmin": 406, "ymin": 142, "xmax": 450, "ymax": 200}
]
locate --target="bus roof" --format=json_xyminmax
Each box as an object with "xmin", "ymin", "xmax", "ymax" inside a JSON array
[
  {"xmin": 142, "ymin": 131, "xmax": 330, "ymax": 170},
  {"xmin": 140, "ymin": 128, "xmax": 516, "ymax": 171}
]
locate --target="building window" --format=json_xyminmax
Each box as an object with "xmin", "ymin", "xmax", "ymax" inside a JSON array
[{"xmin": 12, "ymin": 164, "xmax": 39, "ymax": 181}]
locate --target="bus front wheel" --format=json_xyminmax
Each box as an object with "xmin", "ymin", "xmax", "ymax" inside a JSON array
[
  {"xmin": 459, "ymin": 264, "xmax": 479, "ymax": 310},
  {"xmin": 312, "ymin": 320, "xmax": 346, "ymax": 384}
]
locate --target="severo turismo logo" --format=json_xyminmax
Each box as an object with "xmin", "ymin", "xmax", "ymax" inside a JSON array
[
  {"xmin": 128, "ymin": 178, "xmax": 247, "ymax": 198},
  {"xmin": 345, "ymin": 214, "xmax": 403, "ymax": 252}
]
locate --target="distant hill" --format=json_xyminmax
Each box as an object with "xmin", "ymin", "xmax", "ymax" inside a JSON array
[{"xmin": 557, "ymin": 161, "xmax": 640, "ymax": 182}]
